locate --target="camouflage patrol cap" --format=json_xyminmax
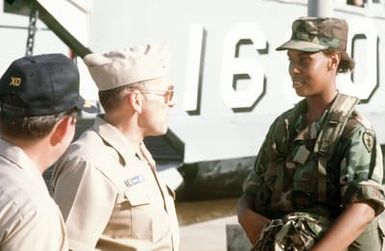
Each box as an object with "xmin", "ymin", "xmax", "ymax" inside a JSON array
[{"xmin": 276, "ymin": 17, "xmax": 348, "ymax": 52}]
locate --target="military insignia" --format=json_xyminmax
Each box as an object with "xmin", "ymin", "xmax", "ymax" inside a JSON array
[
  {"xmin": 9, "ymin": 77, "xmax": 21, "ymax": 87},
  {"xmin": 362, "ymin": 131, "xmax": 374, "ymax": 153}
]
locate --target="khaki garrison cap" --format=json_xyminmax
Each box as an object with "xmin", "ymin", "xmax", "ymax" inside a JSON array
[
  {"xmin": 84, "ymin": 44, "xmax": 169, "ymax": 91},
  {"xmin": 276, "ymin": 17, "xmax": 348, "ymax": 52}
]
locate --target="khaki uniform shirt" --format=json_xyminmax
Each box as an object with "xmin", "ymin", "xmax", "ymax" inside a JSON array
[
  {"xmin": 0, "ymin": 138, "xmax": 68, "ymax": 251},
  {"xmin": 52, "ymin": 116, "xmax": 180, "ymax": 251}
]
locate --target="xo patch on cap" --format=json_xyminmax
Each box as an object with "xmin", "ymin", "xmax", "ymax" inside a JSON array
[
  {"xmin": 0, "ymin": 53, "xmax": 95, "ymax": 117},
  {"xmin": 9, "ymin": 77, "xmax": 22, "ymax": 87}
]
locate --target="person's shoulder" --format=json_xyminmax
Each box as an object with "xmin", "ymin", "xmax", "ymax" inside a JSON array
[
  {"xmin": 270, "ymin": 99, "xmax": 305, "ymax": 130},
  {"xmin": 0, "ymin": 182, "xmax": 38, "ymax": 222},
  {"xmin": 342, "ymin": 110, "xmax": 374, "ymax": 138},
  {"xmin": 65, "ymin": 127, "xmax": 105, "ymax": 159},
  {"xmin": 350, "ymin": 110, "xmax": 373, "ymax": 129},
  {"xmin": 52, "ymin": 128, "xmax": 101, "ymax": 177},
  {"xmin": 55, "ymin": 125, "xmax": 120, "ymax": 172},
  {"xmin": 73, "ymin": 126, "xmax": 103, "ymax": 147},
  {"xmin": 278, "ymin": 99, "xmax": 305, "ymax": 120},
  {"xmin": 0, "ymin": 184, "xmax": 59, "ymax": 242}
]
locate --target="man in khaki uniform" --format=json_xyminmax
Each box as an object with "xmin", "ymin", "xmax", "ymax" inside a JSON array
[
  {"xmin": 52, "ymin": 44, "xmax": 180, "ymax": 251},
  {"xmin": 0, "ymin": 54, "xmax": 88, "ymax": 250}
]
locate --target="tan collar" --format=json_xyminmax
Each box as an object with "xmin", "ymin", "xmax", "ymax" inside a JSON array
[
  {"xmin": 93, "ymin": 115, "xmax": 137, "ymax": 166},
  {"xmin": 92, "ymin": 115, "xmax": 156, "ymax": 170},
  {"xmin": 93, "ymin": 115, "xmax": 155, "ymax": 169}
]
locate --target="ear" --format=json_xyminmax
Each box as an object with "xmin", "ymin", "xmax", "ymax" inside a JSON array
[
  {"xmin": 128, "ymin": 90, "xmax": 143, "ymax": 114},
  {"xmin": 328, "ymin": 52, "xmax": 341, "ymax": 71},
  {"xmin": 50, "ymin": 116, "xmax": 74, "ymax": 146}
]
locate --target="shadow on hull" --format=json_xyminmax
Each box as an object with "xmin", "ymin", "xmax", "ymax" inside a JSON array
[{"xmin": 176, "ymin": 157, "xmax": 255, "ymax": 201}]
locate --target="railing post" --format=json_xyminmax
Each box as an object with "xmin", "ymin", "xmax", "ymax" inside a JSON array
[{"xmin": 308, "ymin": 0, "xmax": 334, "ymax": 17}]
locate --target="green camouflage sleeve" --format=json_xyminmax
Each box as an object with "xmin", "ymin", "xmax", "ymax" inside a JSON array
[
  {"xmin": 243, "ymin": 115, "xmax": 290, "ymax": 212},
  {"xmin": 242, "ymin": 140, "xmax": 272, "ymax": 208},
  {"xmin": 339, "ymin": 123, "xmax": 385, "ymax": 215}
]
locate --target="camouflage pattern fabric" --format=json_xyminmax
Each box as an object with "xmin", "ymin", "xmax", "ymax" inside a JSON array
[
  {"xmin": 243, "ymin": 97, "xmax": 385, "ymax": 217},
  {"xmin": 252, "ymin": 212, "xmax": 331, "ymax": 251},
  {"xmin": 243, "ymin": 95, "xmax": 385, "ymax": 249},
  {"xmin": 276, "ymin": 17, "xmax": 348, "ymax": 52}
]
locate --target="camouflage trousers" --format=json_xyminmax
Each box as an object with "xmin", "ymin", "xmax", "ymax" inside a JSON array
[{"xmin": 252, "ymin": 212, "xmax": 330, "ymax": 251}]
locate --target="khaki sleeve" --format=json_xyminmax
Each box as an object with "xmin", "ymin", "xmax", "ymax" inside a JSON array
[
  {"xmin": 53, "ymin": 157, "xmax": 116, "ymax": 251},
  {"xmin": 0, "ymin": 203, "xmax": 67, "ymax": 251}
]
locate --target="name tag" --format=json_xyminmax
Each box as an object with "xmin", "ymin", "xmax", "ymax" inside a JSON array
[{"xmin": 124, "ymin": 175, "xmax": 145, "ymax": 187}]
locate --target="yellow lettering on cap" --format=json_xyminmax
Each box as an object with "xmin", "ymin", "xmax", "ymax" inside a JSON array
[{"xmin": 9, "ymin": 77, "xmax": 22, "ymax": 87}]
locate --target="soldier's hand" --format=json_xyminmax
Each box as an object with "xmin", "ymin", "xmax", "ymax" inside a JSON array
[{"xmin": 238, "ymin": 208, "xmax": 271, "ymax": 244}]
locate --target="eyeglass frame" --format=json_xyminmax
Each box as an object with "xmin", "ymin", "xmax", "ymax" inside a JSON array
[{"xmin": 138, "ymin": 85, "xmax": 174, "ymax": 104}]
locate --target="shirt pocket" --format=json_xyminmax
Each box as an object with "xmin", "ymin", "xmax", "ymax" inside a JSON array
[
  {"xmin": 123, "ymin": 190, "xmax": 151, "ymax": 206},
  {"xmin": 292, "ymin": 160, "xmax": 318, "ymax": 193},
  {"xmin": 106, "ymin": 189, "xmax": 153, "ymax": 241},
  {"xmin": 123, "ymin": 190, "xmax": 154, "ymax": 240}
]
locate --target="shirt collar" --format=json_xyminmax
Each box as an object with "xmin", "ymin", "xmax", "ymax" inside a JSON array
[
  {"xmin": 93, "ymin": 115, "xmax": 137, "ymax": 166},
  {"xmin": 294, "ymin": 99, "xmax": 329, "ymax": 135}
]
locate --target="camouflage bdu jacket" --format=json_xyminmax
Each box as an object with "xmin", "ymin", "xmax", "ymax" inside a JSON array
[{"xmin": 243, "ymin": 94, "xmax": 385, "ymax": 220}]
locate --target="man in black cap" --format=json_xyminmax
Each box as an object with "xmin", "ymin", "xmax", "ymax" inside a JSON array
[{"xmin": 0, "ymin": 53, "xmax": 90, "ymax": 251}]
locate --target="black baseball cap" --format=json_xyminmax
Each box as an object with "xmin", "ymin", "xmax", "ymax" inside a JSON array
[{"xmin": 0, "ymin": 53, "xmax": 95, "ymax": 117}]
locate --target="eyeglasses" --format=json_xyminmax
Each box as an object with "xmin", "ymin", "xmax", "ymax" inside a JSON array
[{"xmin": 139, "ymin": 86, "xmax": 174, "ymax": 104}]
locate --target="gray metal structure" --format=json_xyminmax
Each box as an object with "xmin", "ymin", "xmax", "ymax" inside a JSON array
[
  {"xmin": 308, "ymin": 0, "xmax": 334, "ymax": 17},
  {"xmin": 4, "ymin": 0, "xmax": 91, "ymax": 58}
]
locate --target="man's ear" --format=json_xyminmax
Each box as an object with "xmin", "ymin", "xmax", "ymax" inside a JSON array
[
  {"xmin": 128, "ymin": 90, "xmax": 143, "ymax": 114},
  {"xmin": 50, "ymin": 116, "xmax": 73, "ymax": 146}
]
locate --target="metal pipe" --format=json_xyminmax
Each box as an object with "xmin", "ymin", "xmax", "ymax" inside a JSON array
[{"xmin": 308, "ymin": 0, "xmax": 334, "ymax": 17}]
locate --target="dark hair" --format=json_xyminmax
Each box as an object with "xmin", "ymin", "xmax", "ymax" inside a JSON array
[
  {"xmin": 323, "ymin": 49, "xmax": 355, "ymax": 73},
  {"xmin": 98, "ymin": 82, "xmax": 144, "ymax": 112},
  {"xmin": 0, "ymin": 96, "xmax": 78, "ymax": 141}
]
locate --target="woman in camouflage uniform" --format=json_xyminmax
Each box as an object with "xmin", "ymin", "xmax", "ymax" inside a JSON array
[{"xmin": 237, "ymin": 17, "xmax": 385, "ymax": 251}]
